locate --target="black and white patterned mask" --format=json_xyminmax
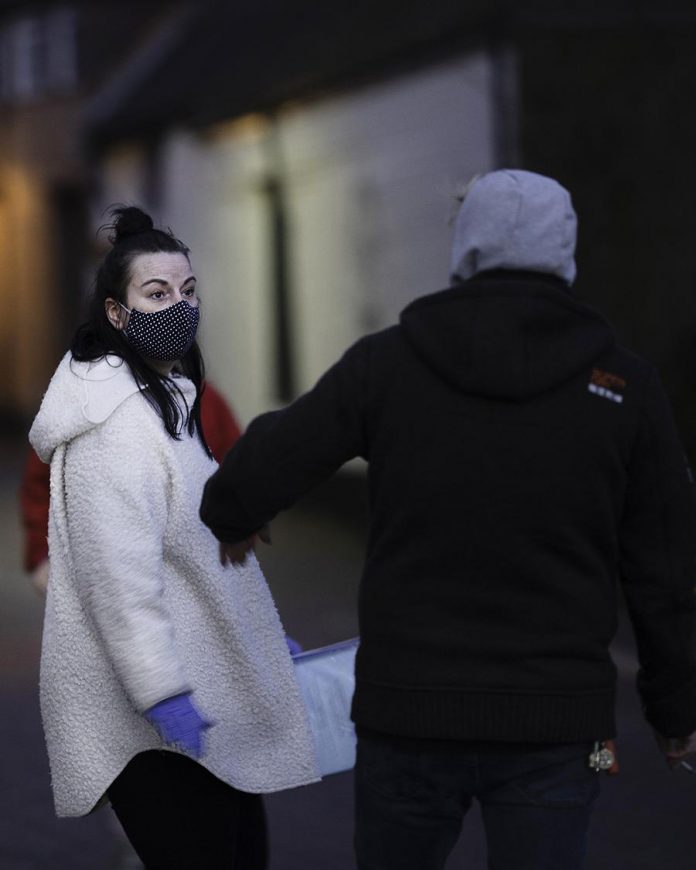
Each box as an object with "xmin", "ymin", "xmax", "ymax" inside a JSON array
[{"xmin": 120, "ymin": 299, "xmax": 200, "ymax": 361}]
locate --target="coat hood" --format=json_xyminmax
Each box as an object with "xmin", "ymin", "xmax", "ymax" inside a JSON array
[
  {"xmin": 450, "ymin": 170, "xmax": 577, "ymax": 285},
  {"xmin": 29, "ymin": 353, "xmax": 150, "ymax": 462},
  {"xmin": 400, "ymin": 273, "xmax": 615, "ymax": 401}
]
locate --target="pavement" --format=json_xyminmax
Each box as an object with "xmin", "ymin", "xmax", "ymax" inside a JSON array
[{"xmin": 1, "ymin": 432, "xmax": 695, "ymax": 869}]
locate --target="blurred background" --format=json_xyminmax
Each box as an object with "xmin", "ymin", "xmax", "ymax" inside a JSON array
[{"xmin": 2, "ymin": 0, "xmax": 696, "ymax": 867}]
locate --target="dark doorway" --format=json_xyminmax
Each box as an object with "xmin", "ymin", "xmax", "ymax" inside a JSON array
[
  {"xmin": 262, "ymin": 174, "xmax": 295, "ymax": 402},
  {"xmin": 50, "ymin": 184, "xmax": 89, "ymax": 346}
]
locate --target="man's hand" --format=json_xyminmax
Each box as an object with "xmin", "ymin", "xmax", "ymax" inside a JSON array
[
  {"xmin": 603, "ymin": 739, "xmax": 620, "ymax": 775},
  {"xmin": 219, "ymin": 538, "xmax": 254, "ymax": 566},
  {"xmin": 219, "ymin": 525, "xmax": 272, "ymax": 567},
  {"xmin": 654, "ymin": 731, "xmax": 696, "ymax": 770}
]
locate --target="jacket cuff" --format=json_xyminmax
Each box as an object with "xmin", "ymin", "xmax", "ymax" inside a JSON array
[
  {"xmin": 207, "ymin": 522, "xmax": 260, "ymax": 544},
  {"xmin": 644, "ymin": 680, "xmax": 696, "ymax": 737}
]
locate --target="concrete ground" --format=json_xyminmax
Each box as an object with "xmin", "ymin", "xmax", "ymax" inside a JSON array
[{"xmin": 1, "ymin": 431, "xmax": 695, "ymax": 869}]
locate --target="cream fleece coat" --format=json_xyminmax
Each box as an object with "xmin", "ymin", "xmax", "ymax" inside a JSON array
[{"xmin": 29, "ymin": 353, "xmax": 319, "ymax": 817}]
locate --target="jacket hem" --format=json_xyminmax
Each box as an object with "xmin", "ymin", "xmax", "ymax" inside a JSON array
[{"xmin": 351, "ymin": 682, "xmax": 616, "ymax": 742}]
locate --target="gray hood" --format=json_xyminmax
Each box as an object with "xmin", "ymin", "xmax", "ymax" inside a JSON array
[{"xmin": 450, "ymin": 170, "xmax": 577, "ymax": 285}]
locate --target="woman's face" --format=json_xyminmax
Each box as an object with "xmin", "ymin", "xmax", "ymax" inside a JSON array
[
  {"xmin": 105, "ymin": 251, "xmax": 199, "ymax": 375},
  {"xmin": 124, "ymin": 251, "xmax": 197, "ymax": 313}
]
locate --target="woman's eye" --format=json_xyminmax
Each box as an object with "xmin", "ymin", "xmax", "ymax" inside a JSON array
[
  {"xmin": 184, "ymin": 286, "xmax": 196, "ymax": 297},
  {"xmin": 151, "ymin": 290, "xmax": 165, "ymax": 300}
]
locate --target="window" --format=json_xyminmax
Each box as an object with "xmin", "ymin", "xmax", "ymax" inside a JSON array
[
  {"xmin": 10, "ymin": 17, "xmax": 43, "ymax": 100},
  {"xmin": 46, "ymin": 8, "xmax": 77, "ymax": 94},
  {"xmin": 0, "ymin": 7, "xmax": 77, "ymax": 104}
]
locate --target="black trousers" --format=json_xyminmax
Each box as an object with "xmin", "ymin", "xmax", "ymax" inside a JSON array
[{"xmin": 108, "ymin": 750, "xmax": 268, "ymax": 870}]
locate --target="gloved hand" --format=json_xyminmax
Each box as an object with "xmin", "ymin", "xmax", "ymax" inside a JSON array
[
  {"xmin": 286, "ymin": 635, "xmax": 303, "ymax": 656},
  {"xmin": 144, "ymin": 693, "xmax": 212, "ymax": 759}
]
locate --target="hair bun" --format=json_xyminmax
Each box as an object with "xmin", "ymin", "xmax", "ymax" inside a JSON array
[{"xmin": 110, "ymin": 206, "xmax": 154, "ymax": 243}]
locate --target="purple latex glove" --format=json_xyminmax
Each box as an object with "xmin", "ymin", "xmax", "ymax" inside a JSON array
[
  {"xmin": 286, "ymin": 635, "xmax": 303, "ymax": 656},
  {"xmin": 144, "ymin": 693, "xmax": 211, "ymax": 759}
]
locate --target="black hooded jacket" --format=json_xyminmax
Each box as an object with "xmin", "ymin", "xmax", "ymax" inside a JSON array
[{"xmin": 200, "ymin": 271, "xmax": 696, "ymax": 742}]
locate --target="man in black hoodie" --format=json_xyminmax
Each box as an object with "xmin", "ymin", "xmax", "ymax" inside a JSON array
[{"xmin": 200, "ymin": 170, "xmax": 696, "ymax": 870}]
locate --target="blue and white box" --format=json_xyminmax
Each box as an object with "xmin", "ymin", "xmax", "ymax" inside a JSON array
[{"xmin": 293, "ymin": 637, "xmax": 359, "ymax": 777}]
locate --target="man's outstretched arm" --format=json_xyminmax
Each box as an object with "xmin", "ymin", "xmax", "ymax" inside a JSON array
[{"xmin": 200, "ymin": 336, "xmax": 371, "ymax": 546}]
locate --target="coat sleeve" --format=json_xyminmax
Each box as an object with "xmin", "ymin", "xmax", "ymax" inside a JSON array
[
  {"xmin": 200, "ymin": 336, "xmax": 370, "ymax": 543},
  {"xmin": 62, "ymin": 412, "xmax": 190, "ymax": 712},
  {"xmin": 619, "ymin": 369, "xmax": 696, "ymax": 737}
]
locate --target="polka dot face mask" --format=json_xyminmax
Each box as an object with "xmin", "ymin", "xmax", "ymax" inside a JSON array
[{"xmin": 120, "ymin": 299, "xmax": 200, "ymax": 361}]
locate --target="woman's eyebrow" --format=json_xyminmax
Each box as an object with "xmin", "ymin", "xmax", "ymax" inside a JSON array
[{"xmin": 140, "ymin": 276, "xmax": 196, "ymax": 288}]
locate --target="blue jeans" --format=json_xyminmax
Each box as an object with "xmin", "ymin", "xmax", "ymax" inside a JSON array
[{"xmin": 354, "ymin": 731, "xmax": 600, "ymax": 870}]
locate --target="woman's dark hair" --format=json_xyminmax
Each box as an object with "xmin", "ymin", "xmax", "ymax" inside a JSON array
[{"xmin": 71, "ymin": 205, "xmax": 211, "ymax": 456}]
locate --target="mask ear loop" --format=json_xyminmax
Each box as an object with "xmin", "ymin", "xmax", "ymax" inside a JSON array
[{"xmin": 117, "ymin": 301, "xmax": 132, "ymax": 330}]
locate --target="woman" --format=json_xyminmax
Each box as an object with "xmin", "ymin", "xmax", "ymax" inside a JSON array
[{"xmin": 29, "ymin": 207, "xmax": 319, "ymax": 868}]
